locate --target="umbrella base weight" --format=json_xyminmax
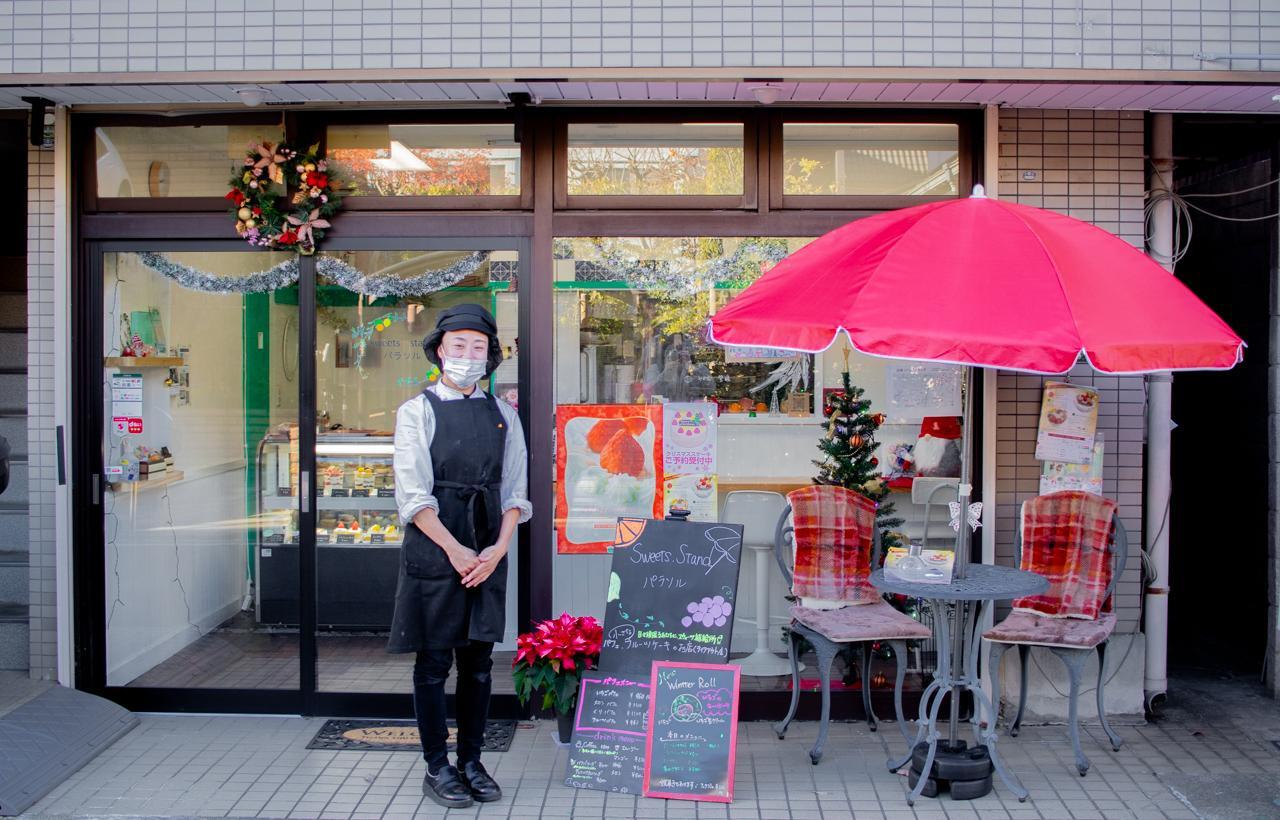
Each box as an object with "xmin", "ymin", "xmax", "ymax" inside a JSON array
[{"xmin": 909, "ymin": 742, "xmax": 993, "ymax": 800}]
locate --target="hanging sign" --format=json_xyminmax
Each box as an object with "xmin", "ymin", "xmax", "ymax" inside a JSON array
[
  {"xmin": 564, "ymin": 517, "xmax": 743, "ymax": 795},
  {"xmin": 555, "ymin": 405, "xmax": 664, "ymax": 554},
  {"xmin": 642, "ymin": 661, "xmax": 741, "ymax": 803},
  {"xmin": 1034, "ymin": 381, "xmax": 1099, "ymax": 464}
]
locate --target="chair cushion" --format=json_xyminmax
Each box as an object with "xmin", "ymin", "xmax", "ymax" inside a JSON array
[
  {"xmin": 983, "ymin": 611, "xmax": 1117, "ymax": 649},
  {"xmin": 790, "ymin": 602, "xmax": 932, "ymax": 642}
]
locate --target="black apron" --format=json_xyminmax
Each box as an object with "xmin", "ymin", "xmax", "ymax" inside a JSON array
[{"xmin": 387, "ymin": 389, "xmax": 508, "ymax": 653}]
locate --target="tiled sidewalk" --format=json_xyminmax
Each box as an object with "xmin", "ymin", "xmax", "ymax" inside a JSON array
[{"xmin": 19, "ymin": 673, "xmax": 1280, "ymax": 819}]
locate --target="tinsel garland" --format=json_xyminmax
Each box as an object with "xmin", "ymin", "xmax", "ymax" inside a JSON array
[
  {"xmin": 316, "ymin": 252, "xmax": 489, "ymax": 297},
  {"xmin": 134, "ymin": 251, "xmax": 491, "ymax": 297},
  {"xmin": 556, "ymin": 238, "xmax": 790, "ymax": 295}
]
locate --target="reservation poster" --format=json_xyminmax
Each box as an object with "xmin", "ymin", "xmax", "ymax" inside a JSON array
[
  {"xmin": 1034, "ymin": 381, "xmax": 1099, "ymax": 464},
  {"xmin": 662, "ymin": 402, "xmax": 718, "ymax": 522},
  {"xmin": 555, "ymin": 405, "xmax": 664, "ymax": 554}
]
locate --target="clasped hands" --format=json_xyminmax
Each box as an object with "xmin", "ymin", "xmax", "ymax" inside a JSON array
[{"xmin": 447, "ymin": 542, "xmax": 506, "ymax": 588}]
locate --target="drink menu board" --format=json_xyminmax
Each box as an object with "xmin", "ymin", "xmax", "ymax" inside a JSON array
[
  {"xmin": 643, "ymin": 662, "xmax": 741, "ymax": 803},
  {"xmin": 564, "ymin": 517, "xmax": 744, "ymax": 795}
]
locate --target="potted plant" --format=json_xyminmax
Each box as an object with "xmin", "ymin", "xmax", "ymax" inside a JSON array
[{"xmin": 512, "ymin": 613, "xmax": 604, "ymax": 744}]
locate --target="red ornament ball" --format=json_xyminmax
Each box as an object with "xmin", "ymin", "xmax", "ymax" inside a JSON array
[{"xmin": 870, "ymin": 457, "xmax": 879, "ymax": 467}]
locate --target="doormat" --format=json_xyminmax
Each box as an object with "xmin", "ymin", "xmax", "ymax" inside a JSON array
[{"xmin": 307, "ymin": 719, "xmax": 517, "ymax": 753}]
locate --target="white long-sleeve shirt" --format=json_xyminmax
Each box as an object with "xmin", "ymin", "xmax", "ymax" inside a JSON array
[{"xmin": 393, "ymin": 381, "xmax": 532, "ymax": 528}]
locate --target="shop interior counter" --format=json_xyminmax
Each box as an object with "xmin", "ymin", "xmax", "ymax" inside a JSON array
[{"xmin": 255, "ymin": 432, "xmax": 401, "ymax": 631}]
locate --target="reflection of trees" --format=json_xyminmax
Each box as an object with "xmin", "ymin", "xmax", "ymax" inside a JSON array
[
  {"xmin": 568, "ymin": 147, "xmax": 744, "ymax": 196},
  {"xmin": 328, "ymin": 148, "xmax": 517, "ymax": 196}
]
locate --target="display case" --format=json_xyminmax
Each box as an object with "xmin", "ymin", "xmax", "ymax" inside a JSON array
[{"xmin": 255, "ymin": 432, "xmax": 402, "ymax": 630}]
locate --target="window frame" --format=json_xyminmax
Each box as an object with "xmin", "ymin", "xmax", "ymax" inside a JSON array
[
  {"xmin": 554, "ymin": 109, "xmax": 759, "ymax": 211},
  {"xmin": 768, "ymin": 109, "xmax": 978, "ymax": 210},
  {"xmin": 80, "ymin": 113, "xmax": 291, "ymax": 213},
  {"xmin": 310, "ymin": 110, "xmax": 532, "ymax": 211}
]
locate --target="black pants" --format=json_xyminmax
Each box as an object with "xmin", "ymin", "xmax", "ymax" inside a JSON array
[{"xmin": 412, "ymin": 640, "xmax": 494, "ymax": 771}]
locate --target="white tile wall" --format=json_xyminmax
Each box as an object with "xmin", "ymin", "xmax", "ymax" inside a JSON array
[
  {"xmin": 27, "ymin": 141, "xmax": 56, "ymax": 680},
  {"xmin": 995, "ymin": 108, "xmax": 1147, "ymax": 634},
  {"xmin": 0, "ymin": 0, "xmax": 1276, "ymax": 75}
]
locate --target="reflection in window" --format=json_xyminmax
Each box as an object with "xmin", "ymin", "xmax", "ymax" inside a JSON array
[
  {"xmin": 567, "ymin": 123, "xmax": 744, "ymax": 196},
  {"xmin": 95, "ymin": 125, "xmax": 283, "ymax": 198},
  {"xmin": 782, "ymin": 123, "xmax": 960, "ymax": 196},
  {"xmin": 326, "ymin": 124, "xmax": 521, "ymax": 196},
  {"xmin": 553, "ymin": 237, "xmax": 814, "ymax": 414}
]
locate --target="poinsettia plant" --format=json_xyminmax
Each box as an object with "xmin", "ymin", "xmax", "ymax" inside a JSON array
[{"xmin": 512, "ymin": 613, "xmax": 603, "ymax": 715}]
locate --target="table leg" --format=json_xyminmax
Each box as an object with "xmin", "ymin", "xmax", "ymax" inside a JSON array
[
  {"xmin": 964, "ymin": 599, "xmax": 1029, "ymax": 803},
  {"xmin": 906, "ymin": 607, "xmax": 953, "ymax": 807}
]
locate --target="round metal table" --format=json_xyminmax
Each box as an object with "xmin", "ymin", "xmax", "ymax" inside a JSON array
[{"xmin": 871, "ymin": 565, "xmax": 1049, "ymax": 805}]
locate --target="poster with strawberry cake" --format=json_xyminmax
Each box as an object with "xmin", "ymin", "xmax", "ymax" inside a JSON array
[{"xmin": 555, "ymin": 405, "xmax": 664, "ymax": 554}]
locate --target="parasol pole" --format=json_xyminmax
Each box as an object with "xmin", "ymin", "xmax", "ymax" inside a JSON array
[{"xmin": 946, "ymin": 364, "xmax": 975, "ymax": 745}]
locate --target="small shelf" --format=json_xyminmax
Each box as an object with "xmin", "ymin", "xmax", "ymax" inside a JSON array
[
  {"xmin": 106, "ymin": 469, "xmax": 185, "ymax": 492},
  {"xmin": 104, "ymin": 356, "xmax": 184, "ymax": 368}
]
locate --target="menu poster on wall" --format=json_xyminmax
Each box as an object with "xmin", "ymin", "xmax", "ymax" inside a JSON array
[
  {"xmin": 555, "ymin": 405, "xmax": 664, "ymax": 554},
  {"xmin": 1041, "ymin": 433, "xmax": 1105, "ymax": 496},
  {"xmin": 564, "ymin": 517, "xmax": 743, "ymax": 795},
  {"xmin": 110, "ymin": 373, "xmax": 144, "ymax": 436},
  {"xmin": 1034, "ymin": 382, "xmax": 1100, "ymax": 464},
  {"xmin": 884, "ymin": 363, "xmax": 964, "ymax": 421},
  {"xmin": 643, "ymin": 661, "xmax": 741, "ymax": 803},
  {"xmin": 663, "ymin": 475, "xmax": 718, "ymax": 522}
]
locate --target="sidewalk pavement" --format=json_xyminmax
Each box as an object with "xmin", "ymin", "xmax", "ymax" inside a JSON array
[{"xmin": 18, "ymin": 672, "xmax": 1280, "ymax": 820}]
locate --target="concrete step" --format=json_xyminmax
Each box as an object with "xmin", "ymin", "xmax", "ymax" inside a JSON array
[
  {"xmin": 0, "ymin": 415, "xmax": 26, "ymax": 459},
  {"xmin": 0, "ymin": 612, "xmax": 29, "ymax": 672},
  {"xmin": 0, "ymin": 292, "xmax": 24, "ymax": 329},
  {"xmin": 0, "ymin": 563, "xmax": 26, "ymax": 607},
  {"xmin": 0, "ymin": 330, "xmax": 25, "ymax": 372},
  {"xmin": 0, "ymin": 510, "xmax": 27, "ymax": 552},
  {"xmin": 0, "ymin": 373, "xmax": 24, "ymax": 412}
]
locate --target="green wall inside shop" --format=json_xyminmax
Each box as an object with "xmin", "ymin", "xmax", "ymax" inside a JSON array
[{"xmin": 243, "ymin": 292, "xmax": 271, "ymax": 584}]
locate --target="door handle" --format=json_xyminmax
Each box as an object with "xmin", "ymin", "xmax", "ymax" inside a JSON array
[{"xmin": 300, "ymin": 470, "xmax": 311, "ymax": 514}]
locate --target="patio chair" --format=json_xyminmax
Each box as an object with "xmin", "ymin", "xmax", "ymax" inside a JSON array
[
  {"xmin": 773, "ymin": 485, "xmax": 932, "ymax": 764},
  {"xmin": 984, "ymin": 490, "xmax": 1129, "ymax": 777}
]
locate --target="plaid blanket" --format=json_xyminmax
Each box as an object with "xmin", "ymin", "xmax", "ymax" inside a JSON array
[
  {"xmin": 788, "ymin": 485, "xmax": 879, "ymax": 607},
  {"xmin": 1013, "ymin": 491, "xmax": 1117, "ymax": 620}
]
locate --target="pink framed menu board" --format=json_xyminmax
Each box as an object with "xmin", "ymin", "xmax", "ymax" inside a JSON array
[{"xmin": 642, "ymin": 661, "xmax": 741, "ymax": 803}]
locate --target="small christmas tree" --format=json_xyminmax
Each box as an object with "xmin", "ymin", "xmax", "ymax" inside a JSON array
[{"xmin": 813, "ymin": 358, "xmax": 905, "ymax": 554}]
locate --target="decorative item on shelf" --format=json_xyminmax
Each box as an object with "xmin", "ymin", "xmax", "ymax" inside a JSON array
[
  {"xmin": 783, "ymin": 389, "xmax": 811, "ymax": 416},
  {"xmin": 914, "ymin": 416, "xmax": 963, "ymax": 478},
  {"xmin": 511, "ymin": 613, "xmax": 604, "ymax": 745},
  {"xmin": 226, "ymin": 140, "xmax": 345, "ymax": 255}
]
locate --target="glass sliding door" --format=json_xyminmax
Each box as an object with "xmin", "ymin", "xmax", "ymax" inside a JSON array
[
  {"xmin": 100, "ymin": 250, "xmax": 300, "ymax": 690},
  {"xmin": 311, "ymin": 247, "xmax": 523, "ymax": 696}
]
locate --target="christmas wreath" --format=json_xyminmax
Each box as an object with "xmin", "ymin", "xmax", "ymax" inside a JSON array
[{"xmin": 225, "ymin": 141, "xmax": 344, "ymax": 255}]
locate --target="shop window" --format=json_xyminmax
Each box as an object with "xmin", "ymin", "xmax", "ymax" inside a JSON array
[
  {"xmin": 781, "ymin": 122, "xmax": 960, "ymax": 197},
  {"xmin": 94, "ymin": 125, "xmax": 284, "ymax": 199},
  {"xmin": 566, "ymin": 123, "xmax": 745, "ymax": 196},
  {"xmin": 326, "ymin": 123, "xmax": 521, "ymax": 197}
]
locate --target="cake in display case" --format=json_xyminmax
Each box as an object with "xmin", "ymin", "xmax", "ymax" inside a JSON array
[{"xmin": 256, "ymin": 430, "xmax": 402, "ymax": 630}]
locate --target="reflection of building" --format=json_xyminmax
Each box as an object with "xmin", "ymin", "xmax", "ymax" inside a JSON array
[{"xmin": 4, "ymin": 11, "xmax": 1279, "ymax": 726}]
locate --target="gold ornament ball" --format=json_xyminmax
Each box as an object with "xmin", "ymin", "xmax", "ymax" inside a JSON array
[
  {"xmin": 305, "ymin": 162, "xmax": 317, "ymax": 171},
  {"xmin": 236, "ymin": 207, "xmax": 252, "ymax": 220},
  {"xmin": 244, "ymin": 219, "xmax": 256, "ymax": 228}
]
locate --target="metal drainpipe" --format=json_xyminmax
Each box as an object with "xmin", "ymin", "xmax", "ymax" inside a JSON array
[{"xmin": 1144, "ymin": 112, "xmax": 1174, "ymax": 713}]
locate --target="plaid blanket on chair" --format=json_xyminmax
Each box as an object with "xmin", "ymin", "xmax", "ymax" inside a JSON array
[
  {"xmin": 1013, "ymin": 490, "xmax": 1117, "ymax": 620},
  {"xmin": 788, "ymin": 485, "xmax": 879, "ymax": 607}
]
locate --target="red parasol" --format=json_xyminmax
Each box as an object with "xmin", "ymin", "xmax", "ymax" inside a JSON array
[{"xmin": 709, "ymin": 188, "xmax": 1243, "ymax": 374}]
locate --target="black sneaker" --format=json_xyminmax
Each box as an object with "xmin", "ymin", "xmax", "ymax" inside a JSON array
[
  {"xmin": 423, "ymin": 764, "xmax": 474, "ymax": 809},
  {"xmin": 459, "ymin": 759, "xmax": 503, "ymax": 803}
]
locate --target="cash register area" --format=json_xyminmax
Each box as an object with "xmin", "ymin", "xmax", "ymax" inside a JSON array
[{"xmin": 100, "ymin": 246, "xmax": 952, "ymax": 697}]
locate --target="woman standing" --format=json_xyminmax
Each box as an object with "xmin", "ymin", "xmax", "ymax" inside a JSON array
[{"xmin": 388, "ymin": 303, "xmax": 530, "ymax": 809}]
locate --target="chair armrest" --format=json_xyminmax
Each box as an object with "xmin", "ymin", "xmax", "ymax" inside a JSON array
[
  {"xmin": 773, "ymin": 504, "xmax": 794, "ymax": 589},
  {"xmin": 1104, "ymin": 517, "xmax": 1130, "ymax": 603}
]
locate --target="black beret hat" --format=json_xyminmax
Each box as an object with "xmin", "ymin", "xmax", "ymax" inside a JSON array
[{"xmin": 422, "ymin": 303, "xmax": 504, "ymax": 375}]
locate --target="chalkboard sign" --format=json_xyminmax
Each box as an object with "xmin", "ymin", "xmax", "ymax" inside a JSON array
[
  {"xmin": 643, "ymin": 662, "xmax": 740, "ymax": 802},
  {"xmin": 565, "ymin": 517, "xmax": 743, "ymax": 795}
]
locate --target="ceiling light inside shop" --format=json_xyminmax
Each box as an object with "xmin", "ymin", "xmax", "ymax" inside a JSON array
[{"xmin": 235, "ymin": 86, "xmax": 270, "ymax": 107}]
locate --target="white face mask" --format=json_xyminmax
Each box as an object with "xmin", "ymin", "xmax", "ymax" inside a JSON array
[{"xmin": 440, "ymin": 354, "xmax": 487, "ymax": 389}]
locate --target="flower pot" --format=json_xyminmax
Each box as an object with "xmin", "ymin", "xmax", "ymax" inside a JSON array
[{"xmin": 556, "ymin": 707, "xmax": 576, "ymax": 745}]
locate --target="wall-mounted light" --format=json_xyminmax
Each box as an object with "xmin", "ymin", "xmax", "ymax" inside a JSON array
[
  {"xmin": 235, "ymin": 86, "xmax": 270, "ymax": 107},
  {"xmin": 21, "ymin": 96, "xmax": 54, "ymax": 147},
  {"xmin": 752, "ymin": 85, "xmax": 781, "ymax": 105}
]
